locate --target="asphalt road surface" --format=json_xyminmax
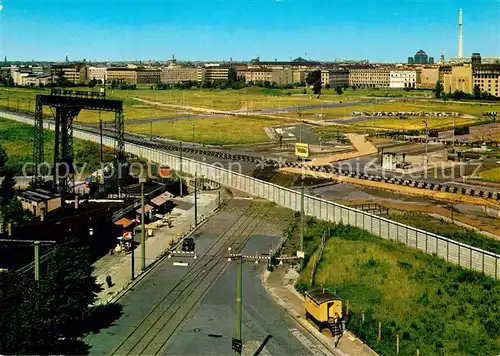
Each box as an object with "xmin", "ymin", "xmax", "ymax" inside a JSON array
[{"xmin": 85, "ymin": 199, "xmax": 325, "ymax": 356}]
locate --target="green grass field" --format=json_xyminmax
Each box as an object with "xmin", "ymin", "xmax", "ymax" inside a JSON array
[
  {"xmin": 0, "ymin": 88, "xmax": 182, "ymax": 124},
  {"xmin": 0, "ymin": 117, "xmax": 115, "ymax": 176},
  {"xmin": 127, "ymin": 115, "xmax": 285, "ymax": 145},
  {"xmin": 352, "ymin": 116, "xmax": 477, "ymax": 130},
  {"xmin": 282, "ymin": 100, "xmax": 500, "ymax": 120},
  {"xmin": 293, "ymin": 220, "xmax": 500, "ymax": 356},
  {"xmin": 476, "ymin": 167, "xmax": 500, "ymax": 183}
]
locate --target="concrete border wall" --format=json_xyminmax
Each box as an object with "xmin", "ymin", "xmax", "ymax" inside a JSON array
[{"xmin": 3, "ymin": 112, "xmax": 499, "ymax": 279}]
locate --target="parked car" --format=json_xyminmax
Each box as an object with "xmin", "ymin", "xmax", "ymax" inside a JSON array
[{"xmin": 182, "ymin": 237, "xmax": 195, "ymax": 252}]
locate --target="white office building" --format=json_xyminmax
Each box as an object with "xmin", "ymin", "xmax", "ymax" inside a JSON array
[{"xmin": 389, "ymin": 70, "xmax": 417, "ymax": 88}]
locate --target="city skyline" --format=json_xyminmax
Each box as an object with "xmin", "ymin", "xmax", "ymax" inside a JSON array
[{"xmin": 1, "ymin": 0, "xmax": 499, "ymax": 62}]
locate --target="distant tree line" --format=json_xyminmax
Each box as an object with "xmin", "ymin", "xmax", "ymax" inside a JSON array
[{"xmin": 435, "ymin": 80, "xmax": 498, "ymax": 101}]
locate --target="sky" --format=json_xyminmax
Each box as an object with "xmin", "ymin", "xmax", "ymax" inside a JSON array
[{"xmin": 0, "ymin": 0, "xmax": 499, "ymax": 62}]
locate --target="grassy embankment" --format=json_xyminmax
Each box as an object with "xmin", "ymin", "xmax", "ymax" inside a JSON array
[
  {"xmin": 0, "ymin": 117, "xmax": 115, "ymax": 176},
  {"xmin": 290, "ymin": 216, "xmax": 500, "ymax": 356},
  {"xmin": 388, "ymin": 211, "xmax": 500, "ymax": 255}
]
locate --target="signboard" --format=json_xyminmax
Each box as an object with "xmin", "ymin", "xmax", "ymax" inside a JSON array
[
  {"xmin": 296, "ymin": 250, "xmax": 305, "ymax": 258},
  {"xmin": 232, "ymin": 338, "xmax": 242, "ymax": 353},
  {"xmin": 295, "ymin": 143, "xmax": 310, "ymax": 158},
  {"xmin": 158, "ymin": 165, "xmax": 171, "ymax": 178}
]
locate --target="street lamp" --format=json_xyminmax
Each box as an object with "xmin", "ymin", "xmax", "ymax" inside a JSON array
[
  {"xmin": 422, "ymin": 120, "xmax": 428, "ymax": 168},
  {"xmin": 139, "ymin": 176, "xmax": 147, "ymax": 271},
  {"xmin": 192, "ymin": 123, "xmax": 195, "ymax": 147}
]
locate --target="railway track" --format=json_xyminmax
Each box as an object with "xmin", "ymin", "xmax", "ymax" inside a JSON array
[{"xmin": 110, "ymin": 200, "xmax": 274, "ymax": 356}]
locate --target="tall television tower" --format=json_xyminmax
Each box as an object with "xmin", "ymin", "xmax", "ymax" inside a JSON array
[{"xmin": 458, "ymin": 9, "xmax": 463, "ymax": 60}]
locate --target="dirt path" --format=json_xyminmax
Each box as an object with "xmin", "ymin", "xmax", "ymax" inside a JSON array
[
  {"xmin": 307, "ymin": 133, "xmax": 377, "ymax": 166},
  {"xmin": 134, "ymin": 97, "xmax": 227, "ymax": 114},
  {"xmin": 281, "ymin": 167, "xmax": 500, "ymax": 209}
]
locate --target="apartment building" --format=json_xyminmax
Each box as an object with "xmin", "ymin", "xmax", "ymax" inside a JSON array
[
  {"xmin": 22, "ymin": 74, "xmax": 53, "ymax": 87},
  {"xmin": 136, "ymin": 69, "xmax": 161, "ymax": 84},
  {"xmin": 160, "ymin": 66, "xmax": 198, "ymax": 84},
  {"xmin": 245, "ymin": 68, "xmax": 293, "ymax": 85},
  {"xmin": 349, "ymin": 69, "xmax": 390, "ymax": 87},
  {"xmin": 389, "ymin": 70, "xmax": 417, "ymax": 88},
  {"xmin": 205, "ymin": 64, "xmax": 230, "ymax": 82},
  {"xmin": 197, "ymin": 68, "xmax": 207, "ymax": 83},
  {"xmin": 246, "ymin": 68, "xmax": 272, "ymax": 83},
  {"xmin": 473, "ymin": 64, "xmax": 500, "ymax": 97},
  {"xmin": 292, "ymin": 70, "xmax": 307, "ymax": 84},
  {"xmin": 321, "ymin": 69, "xmax": 349, "ymax": 88},
  {"xmin": 51, "ymin": 63, "xmax": 87, "ymax": 84},
  {"xmin": 443, "ymin": 65, "xmax": 473, "ymax": 94},
  {"xmin": 107, "ymin": 68, "xmax": 138, "ymax": 84},
  {"xmin": 272, "ymin": 69, "xmax": 293, "ymax": 85},
  {"xmin": 87, "ymin": 67, "xmax": 107, "ymax": 82},
  {"xmin": 418, "ymin": 67, "xmax": 439, "ymax": 89},
  {"xmin": 438, "ymin": 66, "xmax": 452, "ymax": 83}
]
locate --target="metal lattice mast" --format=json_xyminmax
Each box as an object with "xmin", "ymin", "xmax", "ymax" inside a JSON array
[
  {"xmin": 114, "ymin": 109, "xmax": 125, "ymax": 163},
  {"xmin": 114, "ymin": 109, "xmax": 125, "ymax": 194},
  {"xmin": 33, "ymin": 96, "xmax": 45, "ymax": 187}
]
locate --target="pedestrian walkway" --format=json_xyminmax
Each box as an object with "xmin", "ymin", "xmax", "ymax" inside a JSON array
[
  {"xmin": 93, "ymin": 191, "xmax": 220, "ymax": 305},
  {"xmin": 262, "ymin": 266, "xmax": 378, "ymax": 356}
]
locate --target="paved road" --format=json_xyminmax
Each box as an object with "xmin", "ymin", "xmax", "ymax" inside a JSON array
[
  {"xmin": 162, "ymin": 235, "xmax": 325, "ymax": 356},
  {"xmin": 85, "ymin": 199, "xmax": 325, "ymax": 356}
]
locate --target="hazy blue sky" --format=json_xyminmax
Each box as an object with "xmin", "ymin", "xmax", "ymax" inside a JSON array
[{"xmin": 1, "ymin": 0, "xmax": 499, "ymax": 62}]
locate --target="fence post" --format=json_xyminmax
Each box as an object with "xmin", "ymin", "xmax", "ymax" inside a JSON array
[
  {"xmin": 396, "ymin": 334, "xmax": 400, "ymax": 355},
  {"xmin": 378, "ymin": 321, "xmax": 381, "ymax": 342}
]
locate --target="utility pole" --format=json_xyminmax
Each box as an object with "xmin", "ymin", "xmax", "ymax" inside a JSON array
[
  {"xmin": 141, "ymin": 179, "xmax": 146, "ymax": 271},
  {"xmin": 150, "ymin": 121, "xmax": 153, "ymax": 141},
  {"xmin": 179, "ymin": 141, "xmax": 183, "ymax": 197},
  {"xmin": 99, "ymin": 114, "xmax": 103, "ymax": 163},
  {"xmin": 192, "ymin": 123, "xmax": 195, "ymax": 147},
  {"xmin": 300, "ymin": 179, "xmax": 305, "ymax": 267},
  {"xmin": 194, "ymin": 172, "xmax": 198, "ymax": 226},
  {"xmin": 452, "ymin": 117, "xmax": 455, "ymax": 152},
  {"xmin": 34, "ymin": 241, "xmax": 40, "ymax": 282},
  {"xmin": 131, "ymin": 227, "xmax": 135, "ymax": 280},
  {"xmin": 235, "ymin": 256, "xmax": 242, "ymax": 356},
  {"xmin": 422, "ymin": 120, "xmax": 428, "ymax": 168},
  {"xmin": 0, "ymin": 239, "xmax": 56, "ymax": 281}
]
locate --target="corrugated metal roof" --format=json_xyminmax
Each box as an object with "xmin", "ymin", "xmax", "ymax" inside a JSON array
[
  {"xmin": 136, "ymin": 204, "xmax": 154, "ymax": 214},
  {"xmin": 114, "ymin": 217, "xmax": 133, "ymax": 228},
  {"xmin": 305, "ymin": 288, "xmax": 342, "ymax": 305}
]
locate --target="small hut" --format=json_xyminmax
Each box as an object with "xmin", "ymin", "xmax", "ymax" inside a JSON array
[{"xmin": 304, "ymin": 288, "xmax": 342, "ymax": 330}]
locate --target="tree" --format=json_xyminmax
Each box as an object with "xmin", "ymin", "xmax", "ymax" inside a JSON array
[
  {"xmin": 0, "ymin": 271, "xmax": 56, "ymax": 354},
  {"xmin": 43, "ymin": 242, "xmax": 102, "ymax": 339},
  {"xmin": 473, "ymin": 84, "xmax": 481, "ymax": 99},
  {"xmin": 306, "ymin": 69, "xmax": 321, "ymax": 86},
  {"xmin": 306, "ymin": 70, "xmax": 322, "ymax": 97},
  {"xmin": 2, "ymin": 198, "xmax": 32, "ymax": 225},
  {"xmin": 435, "ymin": 80, "xmax": 444, "ymax": 99},
  {"xmin": 0, "ymin": 170, "xmax": 16, "ymax": 205},
  {"xmin": 228, "ymin": 67, "xmax": 237, "ymax": 83},
  {"xmin": 335, "ymin": 86, "xmax": 343, "ymax": 95},
  {"xmin": 0, "ymin": 144, "xmax": 7, "ymax": 174}
]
